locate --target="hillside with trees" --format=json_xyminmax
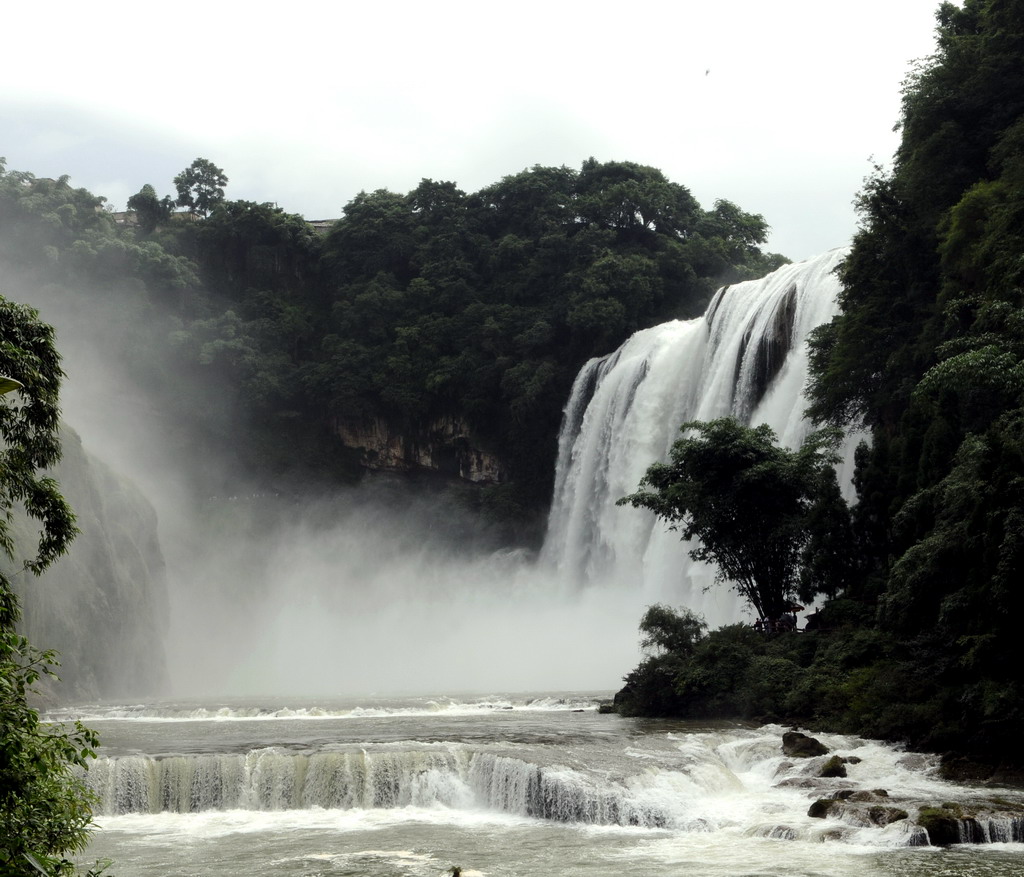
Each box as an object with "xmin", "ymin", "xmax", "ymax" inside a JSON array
[
  {"xmin": 614, "ymin": 0, "xmax": 1024, "ymax": 773},
  {"xmin": 0, "ymin": 156, "xmax": 784, "ymax": 539}
]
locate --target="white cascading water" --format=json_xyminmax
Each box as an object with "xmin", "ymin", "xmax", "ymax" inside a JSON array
[
  {"xmin": 80, "ymin": 717, "xmax": 1024, "ymax": 845},
  {"xmin": 72, "ymin": 700, "xmax": 1024, "ymax": 876},
  {"xmin": 542, "ymin": 248, "xmax": 856, "ymax": 627},
  {"xmin": 87, "ymin": 748, "xmax": 673, "ymax": 825}
]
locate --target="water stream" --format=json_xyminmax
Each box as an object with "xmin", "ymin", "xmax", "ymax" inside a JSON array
[{"xmin": 66, "ymin": 695, "xmax": 1024, "ymax": 876}]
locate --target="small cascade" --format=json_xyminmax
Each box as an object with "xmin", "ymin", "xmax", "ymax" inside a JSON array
[
  {"xmin": 85, "ymin": 735, "xmax": 758, "ymax": 831},
  {"xmin": 953, "ymin": 816, "xmax": 1024, "ymax": 844},
  {"xmin": 979, "ymin": 817, "xmax": 1024, "ymax": 843},
  {"xmin": 467, "ymin": 753, "xmax": 669, "ymax": 827},
  {"xmin": 542, "ymin": 249, "xmax": 854, "ymax": 624},
  {"xmin": 87, "ymin": 749, "xmax": 470, "ymax": 815},
  {"xmin": 86, "ymin": 753, "xmax": 725, "ymax": 832},
  {"xmin": 85, "ymin": 747, "xmax": 676, "ymax": 828},
  {"xmin": 79, "ymin": 722, "xmax": 1024, "ymax": 849}
]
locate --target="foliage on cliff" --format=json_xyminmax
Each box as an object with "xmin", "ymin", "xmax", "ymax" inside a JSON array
[
  {"xmin": 0, "ymin": 298, "xmax": 99, "ymax": 875},
  {"xmin": 617, "ymin": 0, "xmax": 1024, "ymax": 765},
  {"xmin": 805, "ymin": 0, "xmax": 1024, "ymax": 759},
  {"xmin": 0, "ymin": 156, "xmax": 784, "ymax": 525}
]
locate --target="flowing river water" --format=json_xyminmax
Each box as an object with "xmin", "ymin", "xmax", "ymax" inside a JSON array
[{"xmin": 58, "ymin": 693, "xmax": 1024, "ymax": 877}]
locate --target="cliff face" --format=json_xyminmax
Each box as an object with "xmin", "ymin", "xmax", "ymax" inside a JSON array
[
  {"xmin": 333, "ymin": 414, "xmax": 506, "ymax": 484},
  {"xmin": 15, "ymin": 427, "xmax": 169, "ymax": 701}
]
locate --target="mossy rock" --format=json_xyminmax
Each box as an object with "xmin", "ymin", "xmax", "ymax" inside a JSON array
[
  {"xmin": 917, "ymin": 806, "xmax": 962, "ymax": 845},
  {"xmin": 848, "ymin": 790, "xmax": 887, "ymax": 803},
  {"xmin": 868, "ymin": 805, "xmax": 909, "ymax": 826},
  {"xmin": 819, "ymin": 755, "xmax": 848, "ymax": 778},
  {"xmin": 782, "ymin": 731, "xmax": 829, "ymax": 758},
  {"xmin": 987, "ymin": 796, "xmax": 1024, "ymax": 813},
  {"xmin": 808, "ymin": 798, "xmax": 835, "ymax": 819}
]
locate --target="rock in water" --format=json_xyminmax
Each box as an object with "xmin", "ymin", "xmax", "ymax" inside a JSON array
[{"xmin": 782, "ymin": 731, "xmax": 829, "ymax": 757}]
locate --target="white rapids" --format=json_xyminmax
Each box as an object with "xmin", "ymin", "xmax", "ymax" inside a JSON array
[{"xmin": 66, "ymin": 694, "xmax": 1024, "ymax": 877}]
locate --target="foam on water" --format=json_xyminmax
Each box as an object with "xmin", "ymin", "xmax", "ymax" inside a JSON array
[
  {"xmin": 47, "ymin": 694, "xmax": 603, "ymax": 723},
  {"xmin": 75, "ymin": 701, "xmax": 1024, "ymax": 877},
  {"xmin": 78, "ymin": 716, "xmax": 1023, "ymax": 847}
]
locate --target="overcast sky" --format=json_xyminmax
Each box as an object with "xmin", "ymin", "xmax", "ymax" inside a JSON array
[{"xmin": 4, "ymin": 1, "xmax": 946, "ymax": 260}]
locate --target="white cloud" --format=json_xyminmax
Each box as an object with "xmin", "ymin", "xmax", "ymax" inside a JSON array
[{"xmin": 4, "ymin": 0, "xmax": 944, "ymax": 259}]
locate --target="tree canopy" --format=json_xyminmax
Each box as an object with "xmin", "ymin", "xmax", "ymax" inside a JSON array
[
  {"xmin": 174, "ymin": 157, "xmax": 228, "ymax": 216},
  {"xmin": 1, "ymin": 155, "xmax": 786, "ymax": 533},
  {"xmin": 126, "ymin": 183, "xmax": 174, "ymax": 233},
  {"xmin": 618, "ymin": 418, "xmax": 853, "ymax": 622}
]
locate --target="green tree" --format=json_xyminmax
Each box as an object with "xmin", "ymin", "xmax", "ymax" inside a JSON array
[
  {"xmin": 323, "ymin": 189, "xmax": 416, "ymax": 281},
  {"xmin": 174, "ymin": 157, "xmax": 228, "ymax": 217},
  {"xmin": 637, "ymin": 604, "xmax": 707, "ymax": 654},
  {"xmin": 471, "ymin": 164, "xmax": 577, "ymax": 239},
  {"xmin": 0, "ymin": 298, "xmax": 98, "ymax": 876},
  {"xmin": 618, "ymin": 418, "xmax": 852, "ymax": 622},
  {"xmin": 575, "ymin": 158, "xmax": 700, "ymax": 239},
  {"xmin": 126, "ymin": 184, "xmax": 174, "ymax": 233}
]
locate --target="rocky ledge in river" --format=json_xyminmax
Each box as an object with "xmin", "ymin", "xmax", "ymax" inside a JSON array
[
  {"xmin": 914, "ymin": 800, "xmax": 1024, "ymax": 844},
  {"xmin": 808, "ymin": 790, "xmax": 916, "ymax": 835},
  {"xmin": 777, "ymin": 731, "xmax": 1024, "ymax": 845},
  {"xmin": 807, "ymin": 790, "xmax": 1024, "ymax": 844}
]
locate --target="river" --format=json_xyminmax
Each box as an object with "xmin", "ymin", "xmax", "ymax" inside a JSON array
[{"xmin": 56, "ymin": 692, "xmax": 1024, "ymax": 877}]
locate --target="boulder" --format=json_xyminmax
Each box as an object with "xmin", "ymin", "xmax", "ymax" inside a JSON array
[
  {"xmin": 808, "ymin": 799, "xmax": 835, "ymax": 819},
  {"xmin": 819, "ymin": 756, "xmax": 848, "ymax": 778},
  {"xmin": 808, "ymin": 789, "xmax": 908, "ymax": 828},
  {"xmin": 868, "ymin": 806, "xmax": 910, "ymax": 826},
  {"xmin": 917, "ymin": 805, "xmax": 963, "ymax": 845},
  {"xmin": 913, "ymin": 800, "xmax": 1024, "ymax": 844},
  {"xmin": 782, "ymin": 731, "xmax": 829, "ymax": 758}
]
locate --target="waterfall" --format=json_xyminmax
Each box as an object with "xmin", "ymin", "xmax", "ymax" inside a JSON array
[
  {"xmin": 84, "ymin": 748, "xmax": 681, "ymax": 828},
  {"xmin": 542, "ymin": 248, "xmax": 853, "ymax": 626},
  {"xmin": 82, "ymin": 730, "xmax": 1024, "ymax": 844}
]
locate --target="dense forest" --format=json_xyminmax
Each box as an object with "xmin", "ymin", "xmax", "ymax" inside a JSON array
[
  {"xmin": 614, "ymin": 0, "xmax": 1024, "ymax": 774},
  {"xmin": 0, "ymin": 156, "xmax": 784, "ymax": 541}
]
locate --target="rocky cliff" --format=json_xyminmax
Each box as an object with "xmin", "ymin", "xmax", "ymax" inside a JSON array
[
  {"xmin": 333, "ymin": 414, "xmax": 506, "ymax": 483},
  {"xmin": 14, "ymin": 426, "xmax": 169, "ymax": 701}
]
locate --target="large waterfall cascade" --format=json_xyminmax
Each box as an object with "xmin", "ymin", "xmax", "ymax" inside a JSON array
[{"xmin": 542, "ymin": 248, "xmax": 855, "ymax": 627}]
